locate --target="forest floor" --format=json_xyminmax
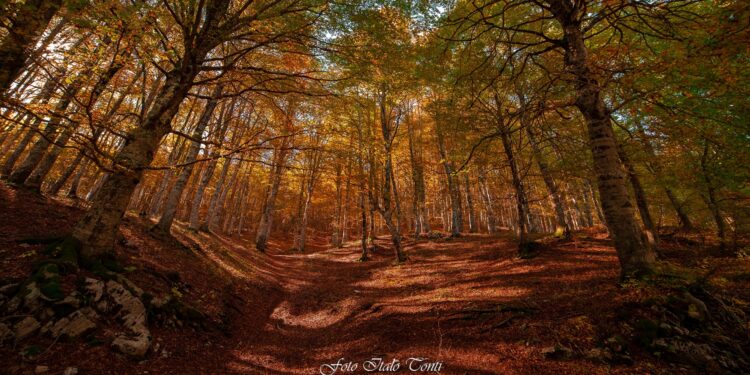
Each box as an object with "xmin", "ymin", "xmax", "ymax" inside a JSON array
[{"xmin": 1, "ymin": 183, "xmax": 749, "ymax": 375}]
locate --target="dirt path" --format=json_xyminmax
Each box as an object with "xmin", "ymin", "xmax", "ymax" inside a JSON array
[{"xmin": 210, "ymin": 233, "xmax": 651, "ymax": 375}]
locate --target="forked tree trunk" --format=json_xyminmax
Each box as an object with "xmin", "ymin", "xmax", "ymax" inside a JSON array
[
  {"xmin": 375, "ymin": 88, "xmax": 405, "ymax": 262},
  {"xmin": 72, "ymin": 70, "xmax": 207, "ymax": 258},
  {"xmin": 551, "ymin": 0, "xmax": 655, "ymax": 277},
  {"xmin": 500, "ymin": 129, "xmax": 531, "ymax": 255}
]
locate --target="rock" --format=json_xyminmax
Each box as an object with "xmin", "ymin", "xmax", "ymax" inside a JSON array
[
  {"xmin": 38, "ymin": 308, "xmax": 55, "ymax": 321},
  {"xmin": 34, "ymin": 365, "xmax": 49, "ymax": 374},
  {"xmin": 40, "ymin": 320, "xmax": 53, "ymax": 335},
  {"xmin": 683, "ymin": 292, "xmax": 709, "ymax": 322},
  {"xmin": 62, "ymin": 367, "xmax": 78, "ymax": 375},
  {"xmin": 95, "ymin": 299, "xmax": 111, "ymax": 313},
  {"xmin": 79, "ymin": 306, "xmax": 98, "ymax": 320},
  {"xmin": 14, "ymin": 317, "xmax": 40, "ymax": 341},
  {"xmin": 50, "ymin": 309, "xmax": 97, "ymax": 339},
  {"xmin": 22, "ymin": 282, "xmax": 43, "ymax": 312},
  {"xmin": 4, "ymin": 296, "xmax": 21, "ymax": 313},
  {"xmin": 0, "ymin": 322, "xmax": 13, "ymax": 342},
  {"xmin": 106, "ymin": 281, "xmax": 150, "ymax": 357},
  {"xmin": 116, "ymin": 276, "xmax": 144, "ymax": 298},
  {"xmin": 55, "ymin": 292, "xmax": 81, "ymax": 309},
  {"xmin": 542, "ymin": 345, "xmax": 573, "ymax": 360},
  {"xmin": 112, "ymin": 332, "xmax": 151, "ymax": 357},
  {"xmin": 83, "ymin": 278, "xmax": 104, "ymax": 302}
]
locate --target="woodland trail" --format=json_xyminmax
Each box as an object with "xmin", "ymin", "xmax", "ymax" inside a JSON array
[{"xmin": 211, "ymin": 233, "xmax": 644, "ymax": 375}]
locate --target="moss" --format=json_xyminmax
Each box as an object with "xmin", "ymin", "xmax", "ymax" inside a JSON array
[
  {"xmin": 101, "ymin": 255, "xmax": 124, "ymax": 273},
  {"xmin": 635, "ymin": 318, "xmax": 660, "ymax": 347},
  {"xmin": 42, "ymin": 237, "xmax": 81, "ymax": 269},
  {"xmin": 89, "ymin": 260, "xmax": 116, "ymax": 280},
  {"xmin": 21, "ymin": 345, "xmax": 42, "ymax": 358},
  {"xmin": 39, "ymin": 280, "xmax": 64, "ymax": 300}
]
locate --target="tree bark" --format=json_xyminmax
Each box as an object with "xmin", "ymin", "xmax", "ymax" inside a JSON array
[
  {"xmin": 617, "ymin": 143, "xmax": 659, "ymax": 247},
  {"xmin": 550, "ymin": 0, "xmax": 655, "ymax": 277},
  {"xmin": 477, "ymin": 168, "xmax": 498, "ymax": 234},
  {"xmin": 526, "ymin": 127, "xmax": 571, "ymax": 238},
  {"xmin": 0, "ymin": 0, "xmax": 63, "ymax": 92},
  {"xmin": 500, "ymin": 129, "xmax": 531, "ymax": 254},
  {"xmin": 463, "ymin": 173, "xmax": 478, "ymax": 233},
  {"xmin": 435, "ymin": 122, "xmax": 463, "ymax": 236},
  {"xmin": 188, "ymin": 102, "xmax": 232, "ymax": 230},
  {"xmin": 155, "ymin": 85, "xmax": 223, "ymax": 232},
  {"xmin": 256, "ymin": 145, "xmax": 288, "ymax": 252}
]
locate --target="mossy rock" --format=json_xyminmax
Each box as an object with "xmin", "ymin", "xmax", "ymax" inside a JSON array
[
  {"xmin": 43, "ymin": 237, "xmax": 81, "ymax": 269},
  {"xmin": 39, "ymin": 281, "xmax": 64, "ymax": 301}
]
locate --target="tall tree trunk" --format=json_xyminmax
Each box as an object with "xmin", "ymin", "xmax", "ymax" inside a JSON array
[
  {"xmin": 635, "ymin": 124, "xmax": 694, "ymax": 229},
  {"xmin": 406, "ymin": 114, "xmax": 429, "ymax": 236},
  {"xmin": 66, "ymin": 157, "xmax": 91, "ymax": 198},
  {"xmin": 551, "ymin": 1, "xmax": 655, "ymax": 277},
  {"xmin": 155, "ymin": 85, "xmax": 223, "ymax": 233},
  {"xmin": 500, "ymin": 129, "xmax": 531, "ymax": 255},
  {"xmin": 700, "ymin": 142, "xmax": 727, "ymax": 252},
  {"xmin": 0, "ymin": 0, "xmax": 63, "ymax": 92},
  {"xmin": 71, "ymin": 71, "xmax": 205, "ymax": 258},
  {"xmin": 617, "ymin": 143, "xmax": 659, "ymax": 247},
  {"xmin": 8, "ymin": 77, "xmax": 80, "ymax": 184},
  {"xmin": 526, "ymin": 127, "xmax": 571, "ymax": 238},
  {"xmin": 256, "ymin": 145, "xmax": 288, "ymax": 252},
  {"xmin": 435, "ymin": 123, "xmax": 462, "ymax": 236},
  {"xmin": 205, "ymin": 157, "xmax": 233, "ymax": 230},
  {"xmin": 70, "ymin": 0, "xmax": 230, "ymax": 258},
  {"xmin": 1, "ymin": 74, "xmax": 61, "ymax": 177},
  {"xmin": 665, "ymin": 188, "xmax": 693, "ymax": 230},
  {"xmin": 463, "ymin": 173, "xmax": 478, "ymax": 233},
  {"xmin": 1, "ymin": 122, "xmax": 38, "ymax": 177},
  {"xmin": 25, "ymin": 51, "xmax": 127, "ymax": 190},
  {"xmin": 48, "ymin": 151, "xmax": 84, "ymax": 195},
  {"xmin": 188, "ymin": 101, "xmax": 232, "ymax": 230},
  {"xmin": 332, "ymin": 165, "xmax": 343, "ymax": 247},
  {"xmin": 477, "ymin": 168, "xmax": 498, "ymax": 234}
]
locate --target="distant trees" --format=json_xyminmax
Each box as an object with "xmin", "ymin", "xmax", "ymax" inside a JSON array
[{"xmin": 0, "ymin": 0, "xmax": 746, "ymax": 279}]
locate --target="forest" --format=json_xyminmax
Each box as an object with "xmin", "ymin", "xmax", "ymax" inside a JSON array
[{"xmin": 0, "ymin": 0, "xmax": 748, "ymax": 374}]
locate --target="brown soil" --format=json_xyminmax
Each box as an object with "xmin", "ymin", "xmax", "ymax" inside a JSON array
[{"xmin": 2, "ymin": 183, "xmax": 748, "ymax": 374}]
